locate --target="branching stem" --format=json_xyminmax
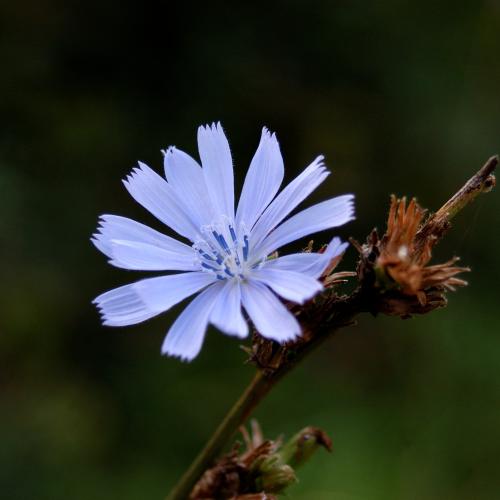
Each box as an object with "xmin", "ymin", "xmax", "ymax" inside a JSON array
[{"xmin": 166, "ymin": 156, "xmax": 497, "ymax": 500}]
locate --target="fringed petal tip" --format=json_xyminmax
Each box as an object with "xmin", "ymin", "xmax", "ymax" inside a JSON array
[
  {"xmin": 345, "ymin": 193, "xmax": 356, "ymax": 220},
  {"xmin": 160, "ymin": 346, "xmax": 194, "ymax": 362},
  {"xmin": 199, "ymin": 120, "xmax": 223, "ymax": 131}
]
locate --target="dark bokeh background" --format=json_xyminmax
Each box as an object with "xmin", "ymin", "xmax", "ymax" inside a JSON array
[{"xmin": 1, "ymin": 1, "xmax": 500, "ymax": 498}]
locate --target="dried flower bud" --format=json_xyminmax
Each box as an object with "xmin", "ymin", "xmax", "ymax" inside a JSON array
[
  {"xmin": 375, "ymin": 196, "xmax": 468, "ymax": 302},
  {"xmin": 190, "ymin": 421, "xmax": 331, "ymax": 498},
  {"xmin": 376, "ymin": 196, "xmax": 469, "ymax": 304}
]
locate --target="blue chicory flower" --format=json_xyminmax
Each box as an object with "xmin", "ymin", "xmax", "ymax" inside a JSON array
[{"xmin": 92, "ymin": 123, "xmax": 354, "ymax": 360}]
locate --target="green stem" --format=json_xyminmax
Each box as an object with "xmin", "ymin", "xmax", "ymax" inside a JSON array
[
  {"xmin": 166, "ymin": 302, "xmax": 358, "ymax": 500},
  {"xmin": 166, "ymin": 370, "xmax": 273, "ymax": 500}
]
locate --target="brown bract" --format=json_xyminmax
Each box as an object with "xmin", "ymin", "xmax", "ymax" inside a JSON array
[
  {"xmin": 246, "ymin": 243, "xmax": 352, "ymax": 375},
  {"xmin": 247, "ymin": 173, "xmax": 491, "ymax": 373},
  {"xmin": 376, "ymin": 195, "xmax": 469, "ymax": 305}
]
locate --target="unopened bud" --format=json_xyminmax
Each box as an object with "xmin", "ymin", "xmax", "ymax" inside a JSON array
[
  {"xmin": 254, "ymin": 455, "xmax": 297, "ymax": 493},
  {"xmin": 278, "ymin": 426, "xmax": 332, "ymax": 468}
]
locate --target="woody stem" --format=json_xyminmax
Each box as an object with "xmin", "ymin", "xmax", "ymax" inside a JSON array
[{"xmin": 415, "ymin": 155, "xmax": 497, "ymax": 251}]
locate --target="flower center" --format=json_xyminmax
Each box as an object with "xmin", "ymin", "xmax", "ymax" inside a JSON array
[{"xmin": 194, "ymin": 219, "xmax": 254, "ymax": 280}]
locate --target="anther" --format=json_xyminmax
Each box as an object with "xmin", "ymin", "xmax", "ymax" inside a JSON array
[{"xmin": 243, "ymin": 235, "xmax": 249, "ymax": 261}]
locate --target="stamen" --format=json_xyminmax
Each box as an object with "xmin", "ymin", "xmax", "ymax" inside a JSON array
[
  {"xmin": 201, "ymin": 262, "xmax": 218, "ymax": 272},
  {"xmin": 234, "ymin": 252, "xmax": 241, "ymax": 267},
  {"xmin": 197, "ymin": 249, "xmax": 215, "ymax": 261},
  {"xmin": 229, "ymin": 225, "xmax": 237, "ymax": 243},
  {"xmin": 243, "ymin": 235, "xmax": 249, "ymax": 261},
  {"xmin": 212, "ymin": 231, "xmax": 230, "ymax": 254},
  {"xmin": 195, "ymin": 220, "xmax": 252, "ymax": 281}
]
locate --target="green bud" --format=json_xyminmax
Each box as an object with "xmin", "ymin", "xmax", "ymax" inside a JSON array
[
  {"xmin": 254, "ymin": 455, "xmax": 297, "ymax": 493},
  {"xmin": 248, "ymin": 426, "xmax": 331, "ymax": 495},
  {"xmin": 278, "ymin": 426, "xmax": 332, "ymax": 469}
]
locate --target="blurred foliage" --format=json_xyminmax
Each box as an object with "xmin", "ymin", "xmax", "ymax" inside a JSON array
[{"xmin": 1, "ymin": 0, "xmax": 499, "ymax": 498}]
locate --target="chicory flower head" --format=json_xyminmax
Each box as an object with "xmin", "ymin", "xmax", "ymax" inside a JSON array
[{"xmin": 92, "ymin": 123, "xmax": 354, "ymax": 360}]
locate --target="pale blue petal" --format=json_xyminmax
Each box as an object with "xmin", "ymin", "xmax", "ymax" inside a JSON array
[
  {"xmin": 163, "ymin": 146, "xmax": 215, "ymax": 227},
  {"xmin": 241, "ymin": 281, "xmax": 300, "ymax": 342},
  {"xmin": 197, "ymin": 122, "xmax": 234, "ymax": 218},
  {"xmin": 92, "ymin": 215, "xmax": 197, "ymax": 271},
  {"xmin": 249, "ymin": 156, "xmax": 329, "ymax": 248},
  {"xmin": 162, "ymin": 282, "xmax": 224, "ymax": 361},
  {"xmin": 107, "ymin": 240, "xmax": 198, "ymax": 271},
  {"xmin": 262, "ymin": 237, "xmax": 349, "ymax": 278},
  {"xmin": 94, "ymin": 272, "xmax": 215, "ymax": 327},
  {"xmin": 322, "ymin": 237, "xmax": 349, "ymax": 261},
  {"xmin": 236, "ymin": 127, "xmax": 284, "ymax": 230},
  {"xmin": 250, "ymin": 268, "xmax": 323, "ymax": 304},
  {"xmin": 134, "ymin": 272, "xmax": 216, "ymax": 311},
  {"xmin": 253, "ymin": 195, "xmax": 355, "ymax": 259},
  {"xmin": 93, "ymin": 283, "xmax": 160, "ymax": 327},
  {"xmin": 123, "ymin": 162, "xmax": 200, "ymax": 240},
  {"xmin": 210, "ymin": 280, "xmax": 248, "ymax": 338}
]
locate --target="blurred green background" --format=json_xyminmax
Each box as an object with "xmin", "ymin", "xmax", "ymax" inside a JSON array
[{"xmin": 1, "ymin": 1, "xmax": 499, "ymax": 498}]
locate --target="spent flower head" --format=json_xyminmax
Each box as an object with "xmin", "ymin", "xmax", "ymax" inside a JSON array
[
  {"xmin": 92, "ymin": 123, "xmax": 354, "ymax": 360},
  {"xmin": 377, "ymin": 195, "xmax": 469, "ymax": 304}
]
